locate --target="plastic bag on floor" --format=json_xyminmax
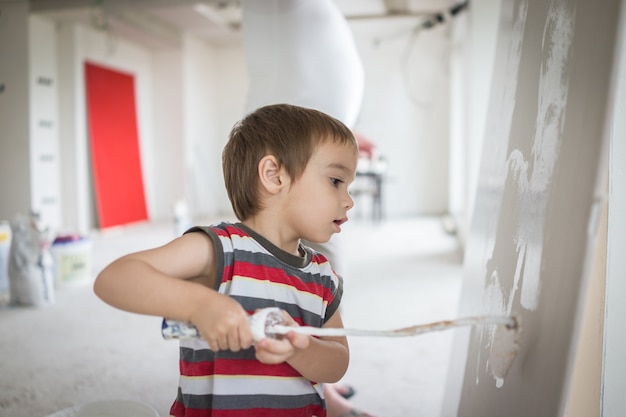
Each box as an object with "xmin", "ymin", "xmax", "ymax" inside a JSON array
[{"xmin": 8, "ymin": 213, "xmax": 54, "ymax": 307}]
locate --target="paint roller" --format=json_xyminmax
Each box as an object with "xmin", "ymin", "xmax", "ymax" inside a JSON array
[{"xmin": 162, "ymin": 307, "xmax": 521, "ymax": 379}]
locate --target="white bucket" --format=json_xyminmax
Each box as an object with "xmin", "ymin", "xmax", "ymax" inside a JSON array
[{"xmin": 50, "ymin": 236, "xmax": 93, "ymax": 288}]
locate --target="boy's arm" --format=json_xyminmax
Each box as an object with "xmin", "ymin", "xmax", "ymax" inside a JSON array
[
  {"xmin": 93, "ymin": 232, "xmax": 253, "ymax": 351},
  {"xmin": 254, "ymin": 309, "xmax": 349, "ymax": 383}
]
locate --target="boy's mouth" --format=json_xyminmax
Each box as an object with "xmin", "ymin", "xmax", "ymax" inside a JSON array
[{"xmin": 334, "ymin": 218, "xmax": 348, "ymax": 227}]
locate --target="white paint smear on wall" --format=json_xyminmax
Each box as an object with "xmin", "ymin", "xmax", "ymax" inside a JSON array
[
  {"xmin": 478, "ymin": 0, "xmax": 576, "ymax": 385},
  {"xmin": 490, "ymin": 0, "xmax": 528, "ymax": 184},
  {"xmin": 512, "ymin": 1, "xmax": 576, "ymax": 311}
]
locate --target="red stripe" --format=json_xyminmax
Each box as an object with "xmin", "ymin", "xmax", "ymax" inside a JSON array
[
  {"xmin": 181, "ymin": 358, "xmax": 301, "ymax": 378},
  {"xmin": 169, "ymin": 400, "xmax": 184, "ymax": 416},
  {"xmin": 221, "ymin": 264, "xmax": 233, "ymax": 283},
  {"xmin": 234, "ymin": 261, "xmax": 326, "ymax": 295},
  {"xmin": 214, "ymin": 359, "xmax": 301, "ymax": 377},
  {"xmin": 310, "ymin": 252, "xmax": 330, "ymax": 266},
  {"xmin": 213, "ymin": 227, "xmax": 232, "ymax": 238},
  {"xmin": 180, "ymin": 360, "xmax": 214, "ymax": 377}
]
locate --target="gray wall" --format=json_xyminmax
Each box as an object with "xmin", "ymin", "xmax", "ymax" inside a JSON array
[
  {"xmin": 445, "ymin": 0, "xmax": 622, "ymax": 415},
  {"xmin": 0, "ymin": 2, "xmax": 32, "ymax": 224}
]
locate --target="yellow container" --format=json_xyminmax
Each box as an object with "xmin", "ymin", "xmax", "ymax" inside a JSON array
[{"xmin": 0, "ymin": 222, "xmax": 11, "ymax": 306}]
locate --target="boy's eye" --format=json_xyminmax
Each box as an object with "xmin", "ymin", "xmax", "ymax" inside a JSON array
[{"xmin": 330, "ymin": 178, "xmax": 343, "ymax": 186}]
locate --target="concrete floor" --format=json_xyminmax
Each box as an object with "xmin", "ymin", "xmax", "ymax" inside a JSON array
[{"xmin": 0, "ymin": 216, "xmax": 463, "ymax": 417}]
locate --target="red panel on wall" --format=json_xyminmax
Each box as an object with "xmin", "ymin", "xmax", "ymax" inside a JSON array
[{"xmin": 84, "ymin": 61, "xmax": 148, "ymax": 228}]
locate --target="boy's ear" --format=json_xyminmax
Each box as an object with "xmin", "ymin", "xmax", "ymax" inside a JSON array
[{"xmin": 258, "ymin": 155, "xmax": 286, "ymax": 193}]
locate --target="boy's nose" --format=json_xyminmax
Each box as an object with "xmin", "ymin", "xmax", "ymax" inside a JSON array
[{"xmin": 345, "ymin": 191, "xmax": 355, "ymax": 210}]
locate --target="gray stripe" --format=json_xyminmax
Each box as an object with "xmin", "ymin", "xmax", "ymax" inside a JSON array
[
  {"xmin": 180, "ymin": 346, "xmax": 213, "ymax": 362},
  {"xmin": 237, "ymin": 222, "xmax": 312, "ymax": 268},
  {"xmin": 230, "ymin": 295, "xmax": 324, "ymax": 328},
  {"xmin": 180, "ymin": 392, "xmax": 324, "ymax": 410},
  {"xmin": 180, "ymin": 346, "xmax": 258, "ymax": 362}
]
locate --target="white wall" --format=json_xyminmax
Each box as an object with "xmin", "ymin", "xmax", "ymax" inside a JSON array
[
  {"xmin": 150, "ymin": 50, "xmax": 184, "ymax": 222},
  {"xmin": 464, "ymin": 0, "xmax": 501, "ymax": 225},
  {"xmin": 602, "ymin": 0, "xmax": 626, "ymax": 412},
  {"xmin": 182, "ymin": 34, "xmax": 217, "ymax": 220},
  {"xmin": 181, "ymin": 36, "xmax": 247, "ymax": 221},
  {"xmin": 450, "ymin": 0, "xmax": 502, "ymax": 245},
  {"xmin": 349, "ymin": 18, "xmax": 451, "ymax": 216},
  {"xmin": 29, "ymin": 15, "xmax": 61, "ymax": 231},
  {"xmin": 208, "ymin": 45, "xmax": 249, "ymax": 216}
]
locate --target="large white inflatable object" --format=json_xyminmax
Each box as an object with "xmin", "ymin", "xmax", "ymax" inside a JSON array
[{"xmin": 241, "ymin": 0, "xmax": 364, "ymax": 127}]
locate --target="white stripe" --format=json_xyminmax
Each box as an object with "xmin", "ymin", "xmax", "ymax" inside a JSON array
[
  {"xmin": 219, "ymin": 276, "xmax": 326, "ymax": 314},
  {"xmin": 228, "ymin": 233, "xmax": 262, "ymax": 253},
  {"xmin": 180, "ymin": 376, "xmax": 214, "ymax": 395},
  {"xmin": 180, "ymin": 338, "xmax": 210, "ymax": 350},
  {"xmin": 179, "ymin": 375, "xmax": 316, "ymax": 396}
]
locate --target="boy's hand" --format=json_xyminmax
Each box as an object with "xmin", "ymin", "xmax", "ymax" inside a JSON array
[
  {"xmin": 253, "ymin": 311, "xmax": 311, "ymax": 364},
  {"xmin": 189, "ymin": 292, "xmax": 253, "ymax": 352}
]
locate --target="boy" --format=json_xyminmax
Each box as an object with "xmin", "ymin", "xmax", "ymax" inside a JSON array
[{"xmin": 94, "ymin": 103, "xmax": 359, "ymax": 416}]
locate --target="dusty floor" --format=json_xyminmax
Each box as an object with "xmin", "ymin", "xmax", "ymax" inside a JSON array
[{"xmin": 0, "ymin": 216, "xmax": 463, "ymax": 417}]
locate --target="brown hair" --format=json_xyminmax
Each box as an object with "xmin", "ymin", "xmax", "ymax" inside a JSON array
[{"xmin": 222, "ymin": 103, "xmax": 357, "ymax": 220}]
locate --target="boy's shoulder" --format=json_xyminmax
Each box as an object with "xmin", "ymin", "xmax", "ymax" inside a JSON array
[{"xmin": 184, "ymin": 221, "xmax": 241, "ymax": 236}]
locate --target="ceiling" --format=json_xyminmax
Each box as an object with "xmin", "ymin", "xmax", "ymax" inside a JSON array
[{"xmin": 31, "ymin": 0, "xmax": 462, "ymax": 50}]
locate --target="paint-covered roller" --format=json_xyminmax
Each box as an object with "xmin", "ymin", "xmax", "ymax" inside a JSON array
[
  {"xmin": 248, "ymin": 307, "xmax": 286, "ymax": 342},
  {"xmin": 162, "ymin": 307, "xmax": 522, "ymax": 378},
  {"xmin": 489, "ymin": 315, "xmax": 521, "ymax": 379}
]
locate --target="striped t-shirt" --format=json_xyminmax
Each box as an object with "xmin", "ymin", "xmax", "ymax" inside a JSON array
[{"xmin": 169, "ymin": 222, "xmax": 343, "ymax": 417}]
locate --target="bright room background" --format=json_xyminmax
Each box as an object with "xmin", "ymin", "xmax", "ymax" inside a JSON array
[{"xmin": 0, "ymin": 0, "xmax": 501, "ymax": 243}]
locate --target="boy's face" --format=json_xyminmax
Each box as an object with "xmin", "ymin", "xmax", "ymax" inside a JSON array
[{"xmin": 284, "ymin": 140, "xmax": 358, "ymax": 244}]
